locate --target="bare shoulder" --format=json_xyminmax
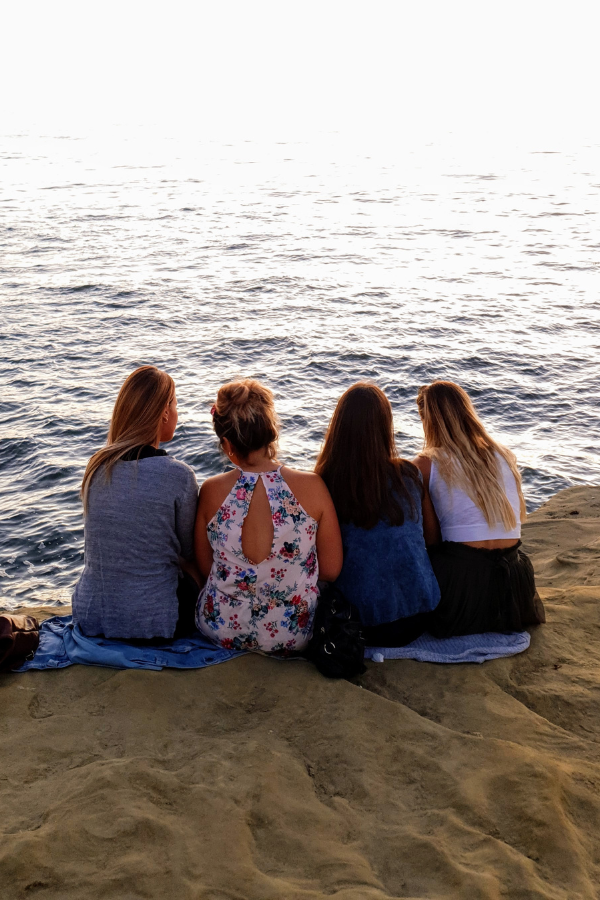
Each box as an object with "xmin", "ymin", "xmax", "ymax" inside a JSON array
[
  {"xmin": 413, "ymin": 455, "xmax": 431, "ymax": 475},
  {"xmin": 201, "ymin": 470, "xmax": 238, "ymax": 493},
  {"xmin": 413, "ymin": 455, "xmax": 432, "ymax": 486},
  {"xmin": 280, "ymin": 466, "xmax": 327, "ymax": 493},
  {"xmin": 199, "ymin": 470, "xmax": 238, "ymax": 512},
  {"xmin": 280, "ymin": 466, "xmax": 331, "ymax": 518}
]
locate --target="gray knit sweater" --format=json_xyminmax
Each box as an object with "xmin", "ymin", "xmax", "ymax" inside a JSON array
[{"xmin": 72, "ymin": 455, "xmax": 199, "ymax": 639}]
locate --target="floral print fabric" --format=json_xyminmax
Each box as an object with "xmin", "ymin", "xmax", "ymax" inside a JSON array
[{"xmin": 196, "ymin": 467, "xmax": 319, "ymax": 654}]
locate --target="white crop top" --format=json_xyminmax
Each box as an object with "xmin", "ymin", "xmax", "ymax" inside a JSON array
[{"xmin": 429, "ymin": 453, "xmax": 521, "ymax": 542}]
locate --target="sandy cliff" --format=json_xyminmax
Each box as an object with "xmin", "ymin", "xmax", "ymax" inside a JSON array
[{"xmin": 2, "ymin": 485, "xmax": 600, "ymax": 900}]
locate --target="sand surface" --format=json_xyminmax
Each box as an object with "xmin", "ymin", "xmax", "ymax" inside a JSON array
[{"xmin": 2, "ymin": 486, "xmax": 600, "ymax": 899}]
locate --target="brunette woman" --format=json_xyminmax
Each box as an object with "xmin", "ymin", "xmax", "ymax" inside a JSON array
[
  {"xmin": 315, "ymin": 383, "xmax": 440, "ymax": 646},
  {"xmin": 72, "ymin": 365, "xmax": 199, "ymax": 639},
  {"xmin": 414, "ymin": 381, "xmax": 545, "ymax": 637},
  {"xmin": 195, "ymin": 379, "xmax": 342, "ymax": 655}
]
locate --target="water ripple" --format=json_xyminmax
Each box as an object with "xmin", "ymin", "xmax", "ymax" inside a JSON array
[{"xmin": 1, "ymin": 133, "xmax": 599, "ymax": 607}]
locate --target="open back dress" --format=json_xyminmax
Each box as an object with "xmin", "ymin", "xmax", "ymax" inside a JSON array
[{"xmin": 196, "ymin": 466, "xmax": 319, "ymax": 654}]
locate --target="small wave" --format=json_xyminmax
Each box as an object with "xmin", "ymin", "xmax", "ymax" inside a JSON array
[
  {"xmin": 65, "ymin": 284, "xmax": 101, "ymax": 294},
  {"xmin": 41, "ymin": 183, "xmax": 86, "ymax": 190}
]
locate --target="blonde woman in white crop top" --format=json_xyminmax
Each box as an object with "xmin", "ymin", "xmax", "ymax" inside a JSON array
[{"xmin": 413, "ymin": 381, "xmax": 545, "ymax": 637}]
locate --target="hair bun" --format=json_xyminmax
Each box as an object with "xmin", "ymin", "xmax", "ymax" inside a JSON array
[{"xmin": 212, "ymin": 379, "xmax": 279, "ymax": 461}]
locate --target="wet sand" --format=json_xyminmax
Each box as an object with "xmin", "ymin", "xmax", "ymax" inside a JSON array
[{"xmin": 2, "ymin": 485, "xmax": 600, "ymax": 899}]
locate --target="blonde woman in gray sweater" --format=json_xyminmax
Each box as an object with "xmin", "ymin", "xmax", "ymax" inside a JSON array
[{"xmin": 72, "ymin": 366, "xmax": 199, "ymax": 640}]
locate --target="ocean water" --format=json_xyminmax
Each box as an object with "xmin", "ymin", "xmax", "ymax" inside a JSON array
[{"xmin": 1, "ymin": 129, "xmax": 599, "ymax": 608}]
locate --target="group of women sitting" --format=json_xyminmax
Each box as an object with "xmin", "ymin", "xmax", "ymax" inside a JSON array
[{"xmin": 72, "ymin": 366, "xmax": 545, "ymax": 655}]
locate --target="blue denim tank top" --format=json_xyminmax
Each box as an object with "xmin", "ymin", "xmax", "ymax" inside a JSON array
[{"xmin": 333, "ymin": 479, "xmax": 440, "ymax": 626}]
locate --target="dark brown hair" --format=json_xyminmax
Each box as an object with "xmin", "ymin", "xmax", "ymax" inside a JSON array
[
  {"xmin": 212, "ymin": 379, "xmax": 279, "ymax": 461},
  {"xmin": 315, "ymin": 382, "xmax": 421, "ymax": 529}
]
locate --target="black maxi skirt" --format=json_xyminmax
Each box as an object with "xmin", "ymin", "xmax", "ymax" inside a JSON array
[
  {"xmin": 362, "ymin": 612, "xmax": 430, "ymax": 648},
  {"xmin": 427, "ymin": 540, "xmax": 545, "ymax": 638}
]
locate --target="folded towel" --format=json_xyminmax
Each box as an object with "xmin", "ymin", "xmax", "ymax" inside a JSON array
[
  {"xmin": 16, "ymin": 615, "xmax": 243, "ymax": 671},
  {"xmin": 365, "ymin": 630, "xmax": 530, "ymax": 664}
]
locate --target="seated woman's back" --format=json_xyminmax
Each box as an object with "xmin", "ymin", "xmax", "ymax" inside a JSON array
[
  {"xmin": 73, "ymin": 367, "xmax": 198, "ymax": 640},
  {"xmin": 77, "ymin": 451, "xmax": 197, "ymax": 638},
  {"xmin": 199, "ymin": 465, "xmax": 337, "ymax": 566},
  {"xmin": 333, "ymin": 476, "xmax": 439, "ymax": 627},
  {"xmin": 195, "ymin": 380, "xmax": 342, "ymax": 654},
  {"xmin": 413, "ymin": 380, "xmax": 544, "ymax": 636},
  {"xmin": 315, "ymin": 383, "xmax": 440, "ymax": 630}
]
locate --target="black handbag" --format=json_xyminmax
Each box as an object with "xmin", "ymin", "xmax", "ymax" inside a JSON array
[
  {"xmin": 0, "ymin": 614, "xmax": 40, "ymax": 672},
  {"xmin": 308, "ymin": 585, "xmax": 366, "ymax": 679}
]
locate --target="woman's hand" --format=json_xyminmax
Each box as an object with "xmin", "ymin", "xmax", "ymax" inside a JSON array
[{"xmin": 178, "ymin": 556, "xmax": 205, "ymax": 590}]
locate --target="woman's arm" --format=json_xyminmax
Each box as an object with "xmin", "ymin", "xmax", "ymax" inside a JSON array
[
  {"xmin": 175, "ymin": 469, "xmax": 199, "ymax": 560},
  {"xmin": 314, "ymin": 480, "xmax": 343, "ymax": 582},
  {"xmin": 414, "ymin": 455, "xmax": 442, "ymax": 547},
  {"xmin": 194, "ymin": 483, "xmax": 216, "ymax": 579}
]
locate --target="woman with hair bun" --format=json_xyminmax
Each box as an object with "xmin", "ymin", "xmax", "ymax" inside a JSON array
[
  {"xmin": 73, "ymin": 365, "xmax": 199, "ymax": 639},
  {"xmin": 195, "ymin": 379, "xmax": 342, "ymax": 654},
  {"xmin": 415, "ymin": 381, "xmax": 545, "ymax": 637}
]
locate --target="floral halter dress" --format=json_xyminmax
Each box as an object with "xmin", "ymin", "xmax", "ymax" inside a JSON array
[{"xmin": 196, "ymin": 466, "xmax": 319, "ymax": 654}]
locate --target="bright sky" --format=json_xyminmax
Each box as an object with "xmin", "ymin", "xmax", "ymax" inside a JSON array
[{"xmin": 1, "ymin": 0, "xmax": 598, "ymax": 142}]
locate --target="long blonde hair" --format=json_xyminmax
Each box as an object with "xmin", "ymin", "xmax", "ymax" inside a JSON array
[
  {"xmin": 417, "ymin": 381, "xmax": 526, "ymax": 529},
  {"xmin": 81, "ymin": 365, "xmax": 175, "ymax": 512},
  {"xmin": 211, "ymin": 379, "xmax": 279, "ymax": 461}
]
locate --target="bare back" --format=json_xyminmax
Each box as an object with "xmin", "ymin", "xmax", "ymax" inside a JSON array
[{"xmin": 241, "ymin": 475, "xmax": 274, "ymax": 564}]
